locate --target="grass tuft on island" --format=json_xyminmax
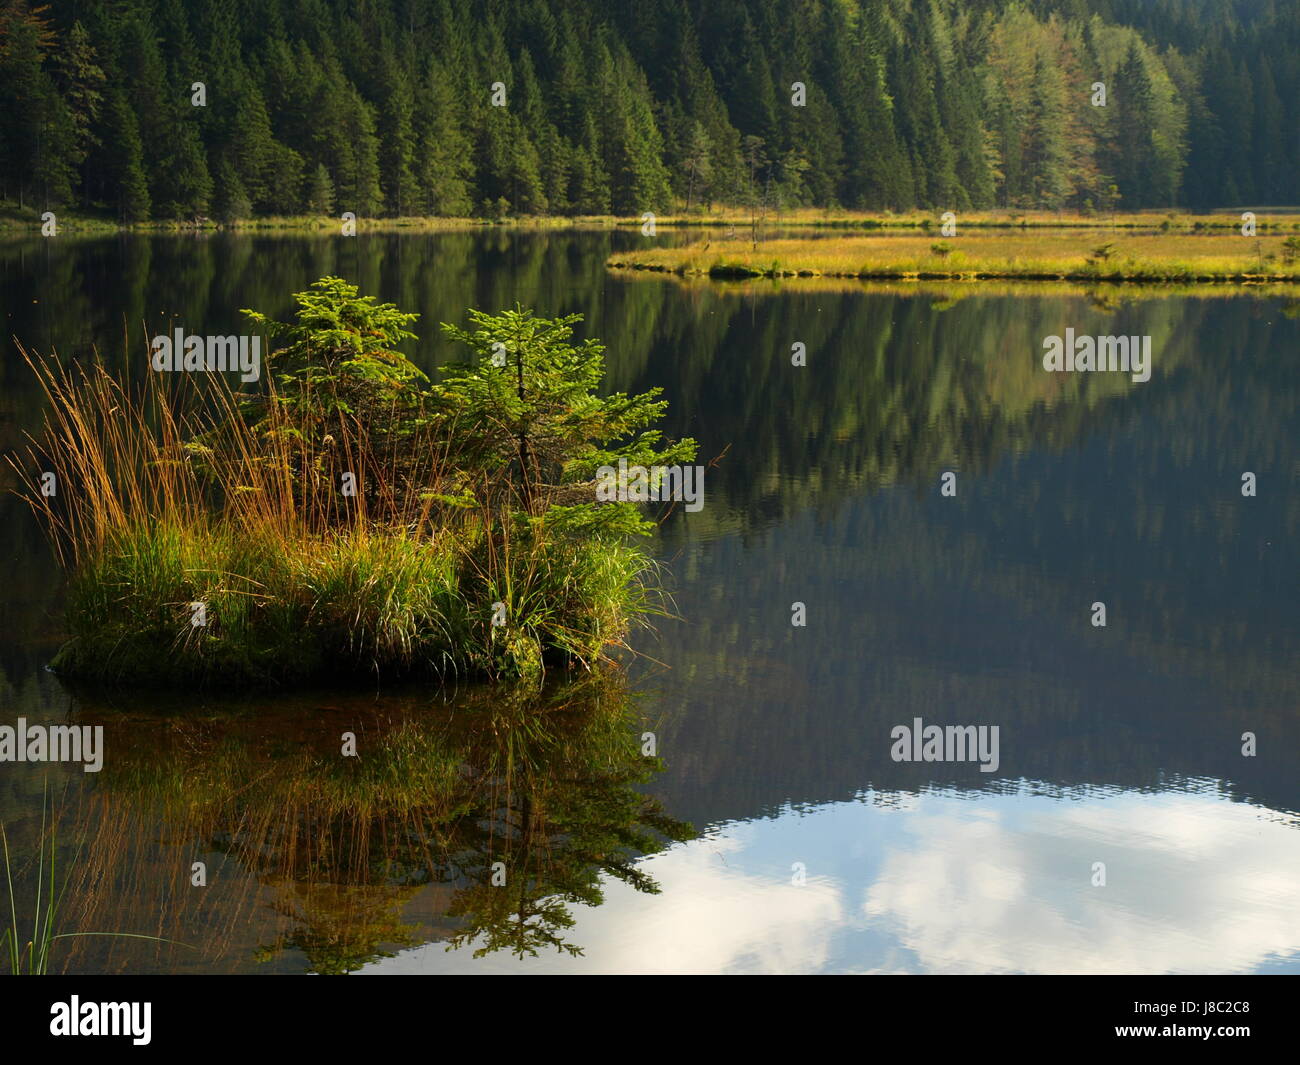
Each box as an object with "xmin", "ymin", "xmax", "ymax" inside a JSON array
[
  {"xmin": 608, "ymin": 231, "xmax": 1300, "ymax": 283},
  {"xmin": 11, "ymin": 278, "xmax": 696, "ymax": 689}
]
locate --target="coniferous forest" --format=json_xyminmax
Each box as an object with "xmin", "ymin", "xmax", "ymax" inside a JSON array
[{"xmin": 1, "ymin": 0, "xmax": 1296, "ymax": 223}]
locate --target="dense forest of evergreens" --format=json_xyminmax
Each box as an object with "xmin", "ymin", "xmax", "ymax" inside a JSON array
[{"xmin": 0, "ymin": 0, "xmax": 1296, "ymax": 221}]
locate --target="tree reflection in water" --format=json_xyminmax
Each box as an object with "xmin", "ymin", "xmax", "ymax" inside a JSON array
[{"xmin": 50, "ymin": 669, "xmax": 692, "ymax": 973}]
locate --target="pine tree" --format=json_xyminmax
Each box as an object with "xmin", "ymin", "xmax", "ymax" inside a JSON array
[
  {"xmin": 51, "ymin": 19, "xmax": 104, "ymax": 195},
  {"xmin": 1025, "ymin": 55, "xmax": 1070, "ymax": 209},
  {"xmin": 306, "ymin": 162, "xmax": 334, "ymax": 214},
  {"xmin": 213, "ymin": 160, "xmax": 251, "ymax": 222},
  {"xmin": 888, "ymin": 8, "xmax": 959, "ymax": 209},
  {"xmin": 96, "ymin": 88, "xmax": 150, "ymax": 220},
  {"xmin": 1111, "ymin": 42, "xmax": 1157, "ymax": 207},
  {"xmin": 377, "ymin": 53, "xmax": 417, "ymax": 216},
  {"xmin": 0, "ymin": 0, "xmax": 75, "ymax": 209},
  {"xmin": 682, "ymin": 120, "xmax": 713, "ymax": 211},
  {"xmin": 415, "ymin": 62, "xmax": 473, "ymax": 216}
]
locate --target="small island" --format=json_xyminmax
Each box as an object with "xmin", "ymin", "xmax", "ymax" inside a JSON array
[
  {"xmin": 608, "ymin": 218, "xmax": 1300, "ymax": 284},
  {"xmin": 14, "ymin": 277, "xmax": 696, "ymax": 688}
]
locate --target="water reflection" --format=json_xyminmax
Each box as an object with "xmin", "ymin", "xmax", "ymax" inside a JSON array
[
  {"xmin": 1, "ymin": 673, "xmax": 690, "ymax": 973},
  {"xmin": 371, "ymin": 786, "xmax": 1300, "ymax": 974},
  {"xmin": 1, "ymin": 231, "xmax": 1297, "ymax": 973}
]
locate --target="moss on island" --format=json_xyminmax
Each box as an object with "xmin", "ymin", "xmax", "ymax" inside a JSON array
[{"xmin": 17, "ymin": 278, "xmax": 696, "ymax": 689}]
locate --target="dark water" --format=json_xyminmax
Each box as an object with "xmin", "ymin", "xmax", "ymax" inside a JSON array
[{"xmin": 0, "ymin": 231, "xmax": 1296, "ymax": 974}]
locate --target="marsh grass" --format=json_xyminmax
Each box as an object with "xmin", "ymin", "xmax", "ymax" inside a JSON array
[
  {"xmin": 609, "ymin": 231, "xmax": 1300, "ymax": 282},
  {"xmin": 9, "ymin": 336, "xmax": 665, "ymax": 687},
  {"xmin": 664, "ymin": 208, "xmax": 1300, "ymax": 231}
]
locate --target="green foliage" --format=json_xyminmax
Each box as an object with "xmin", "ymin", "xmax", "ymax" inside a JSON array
[
  {"xmin": 305, "ymin": 162, "xmax": 334, "ymax": 214},
  {"xmin": 246, "ymin": 277, "xmax": 425, "ymax": 420},
  {"xmin": 439, "ymin": 306, "xmax": 697, "ymax": 533},
  {"xmin": 233, "ymin": 277, "xmax": 427, "ymax": 510},
  {"xmin": 28, "ymin": 279, "xmax": 695, "ymax": 687},
  {"xmin": 3, "ymin": 0, "xmax": 1292, "ymax": 220}
]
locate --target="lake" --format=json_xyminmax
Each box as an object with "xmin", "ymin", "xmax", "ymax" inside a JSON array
[{"xmin": 1, "ymin": 230, "xmax": 1296, "ymax": 973}]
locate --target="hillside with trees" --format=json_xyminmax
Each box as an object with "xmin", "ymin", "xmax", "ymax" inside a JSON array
[{"xmin": 0, "ymin": 0, "xmax": 1295, "ymax": 222}]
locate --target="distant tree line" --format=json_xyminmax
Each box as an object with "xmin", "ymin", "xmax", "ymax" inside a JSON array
[{"xmin": 0, "ymin": 0, "xmax": 1295, "ymax": 222}]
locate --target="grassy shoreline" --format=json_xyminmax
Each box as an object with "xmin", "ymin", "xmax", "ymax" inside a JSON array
[
  {"xmin": 608, "ymin": 232, "xmax": 1300, "ymax": 283},
  {"xmin": 4, "ymin": 205, "xmax": 1298, "ymax": 236}
]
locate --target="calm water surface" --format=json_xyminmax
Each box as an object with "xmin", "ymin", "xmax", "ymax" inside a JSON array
[{"xmin": 1, "ymin": 231, "xmax": 1296, "ymax": 973}]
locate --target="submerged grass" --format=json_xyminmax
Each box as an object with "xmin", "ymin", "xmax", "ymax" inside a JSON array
[{"xmin": 2, "ymin": 782, "xmax": 182, "ymax": 973}]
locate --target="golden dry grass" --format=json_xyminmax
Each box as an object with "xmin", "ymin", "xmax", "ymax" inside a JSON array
[
  {"xmin": 609, "ymin": 230, "xmax": 1300, "ymax": 282},
  {"xmin": 655, "ymin": 208, "xmax": 1299, "ymax": 228},
  {"xmin": 6, "ymin": 345, "xmax": 654, "ymax": 687}
]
